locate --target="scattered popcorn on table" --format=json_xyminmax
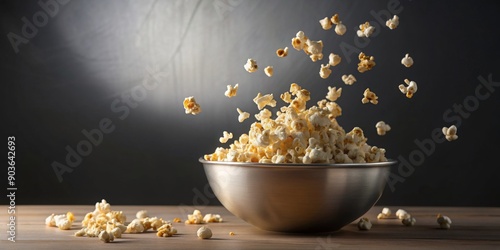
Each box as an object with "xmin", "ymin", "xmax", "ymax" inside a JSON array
[
  {"xmin": 401, "ymin": 53, "xmax": 414, "ymax": 67},
  {"xmin": 219, "ymin": 131, "xmax": 233, "ymax": 143},
  {"xmin": 75, "ymin": 199, "xmax": 128, "ymax": 239},
  {"xmin": 377, "ymin": 207, "xmax": 392, "ymax": 219},
  {"xmin": 225, "ymin": 83, "xmax": 239, "ymax": 98},
  {"xmin": 326, "ymin": 87, "xmax": 342, "ymax": 102},
  {"xmin": 197, "ymin": 226, "xmax": 213, "ymax": 239},
  {"xmin": 399, "ymin": 79, "xmax": 418, "ymax": 98},
  {"xmin": 358, "ymin": 52, "xmax": 376, "ymax": 73},
  {"xmin": 395, "ymin": 209, "xmax": 409, "ymax": 220},
  {"xmin": 402, "ymin": 216, "xmax": 416, "ymax": 226},
  {"xmin": 126, "ymin": 218, "xmax": 146, "ymax": 233},
  {"xmin": 319, "ymin": 64, "xmax": 332, "ymax": 79},
  {"xmin": 437, "ymin": 214, "xmax": 452, "ymax": 229},
  {"xmin": 386, "ymin": 15, "xmax": 400, "ymax": 29},
  {"xmin": 244, "ymin": 58, "xmax": 258, "ymax": 73},
  {"xmin": 341, "ymin": 74, "xmax": 357, "ymax": 85},
  {"xmin": 362, "ymin": 88, "xmax": 378, "ymax": 104},
  {"xmin": 264, "ymin": 66, "xmax": 274, "ymax": 77},
  {"xmin": 375, "ymin": 121, "xmax": 391, "ymax": 136},
  {"xmin": 203, "ymin": 214, "xmax": 223, "ymax": 223},
  {"xmin": 276, "ymin": 47, "xmax": 289, "ymax": 57},
  {"xmin": 328, "ymin": 53, "xmax": 341, "ymax": 67},
  {"xmin": 99, "ymin": 230, "xmax": 114, "ymax": 243},
  {"xmin": 237, "ymin": 108, "xmax": 250, "ymax": 123},
  {"xmin": 157, "ymin": 223, "xmax": 177, "ymax": 237},
  {"xmin": 331, "ymin": 14, "xmax": 346, "ymax": 35},
  {"xmin": 442, "ymin": 125, "xmax": 458, "ymax": 141},
  {"xmin": 173, "ymin": 217, "xmax": 182, "ymax": 223},
  {"xmin": 186, "ymin": 209, "xmax": 204, "ymax": 224},
  {"xmin": 183, "ymin": 96, "xmax": 202, "ymax": 115},
  {"xmin": 45, "ymin": 212, "xmax": 75, "ymax": 230},
  {"xmin": 229, "ymin": 231, "xmax": 235, "ymax": 236},
  {"xmin": 136, "ymin": 210, "xmax": 148, "ymax": 219},
  {"xmin": 357, "ymin": 22, "xmax": 375, "ymax": 37},
  {"xmin": 319, "ymin": 17, "xmax": 333, "ymax": 30},
  {"xmin": 357, "ymin": 218, "xmax": 372, "ymax": 230},
  {"xmin": 253, "ymin": 93, "xmax": 277, "ymax": 110}
]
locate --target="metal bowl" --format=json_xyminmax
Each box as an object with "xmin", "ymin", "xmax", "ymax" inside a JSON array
[{"xmin": 199, "ymin": 158, "xmax": 396, "ymax": 233}]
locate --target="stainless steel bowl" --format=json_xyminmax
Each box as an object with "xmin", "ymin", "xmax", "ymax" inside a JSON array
[{"xmin": 200, "ymin": 158, "xmax": 396, "ymax": 233}]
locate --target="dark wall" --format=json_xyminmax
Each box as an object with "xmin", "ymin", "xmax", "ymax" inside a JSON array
[{"xmin": 2, "ymin": 0, "xmax": 500, "ymax": 206}]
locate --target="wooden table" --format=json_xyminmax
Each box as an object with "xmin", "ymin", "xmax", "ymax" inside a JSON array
[{"xmin": 2, "ymin": 205, "xmax": 499, "ymax": 249}]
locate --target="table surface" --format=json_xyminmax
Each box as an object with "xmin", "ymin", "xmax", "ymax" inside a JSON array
[{"xmin": 2, "ymin": 205, "xmax": 499, "ymax": 249}]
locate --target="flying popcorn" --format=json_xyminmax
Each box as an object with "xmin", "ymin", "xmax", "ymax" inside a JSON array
[
  {"xmin": 244, "ymin": 58, "xmax": 258, "ymax": 73},
  {"xmin": 328, "ymin": 53, "xmax": 341, "ymax": 67},
  {"xmin": 375, "ymin": 121, "xmax": 391, "ymax": 135},
  {"xmin": 264, "ymin": 66, "xmax": 274, "ymax": 77},
  {"xmin": 319, "ymin": 17, "xmax": 333, "ymax": 30},
  {"xmin": 331, "ymin": 14, "xmax": 346, "ymax": 35},
  {"xmin": 341, "ymin": 74, "xmax": 357, "ymax": 85},
  {"xmin": 362, "ymin": 88, "xmax": 378, "ymax": 104},
  {"xmin": 236, "ymin": 108, "xmax": 250, "ymax": 123},
  {"xmin": 398, "ymin": 79, "xmax": 418, "ymax": 98},
  {"xmin": 319, "ymin": 64, "xmax": 332, "ymax": 79},
  {"xmin": 291, "ymin": 31, "xmax": 307, "ymax": 50},
  {"xmin": 401, "ymin": 53, "xmax": 414, "ymax": 67},
  {"xmin": 253, "ymin": 93, "xmax": 277, "ymax": 110},
  {"xmin": 326, "ymin": 86, "xmax": 342, "ymax": 102},
  {"xmin": 442, "ymin": 125, "xmax": 458, "ymax": 141},
  {"xmin": 224, "ymin": 83, "xmax": 239, "ymax": 98},
  {"xmin": 386, "ymin": 15, "xmax": 400, "ymax": 29},
  {"xmin": 306, "ymin": 39, "xmax": 324, "ymax": 62},
  {"xmin": 357, "ymin": 52, "xmax": 376, "ymax": 73},
  {"xmin": 276, "ymin": 47, "xmax": 288, "ymax": 57},
  {"xmin": 219, "ymin": 131, "xmax": 233, "ymax": 143},
  {"xmin": 357, "ymin": 22, "xmax": 375, "ymax": 37},
  {"xmin": 183, "ymin": 96, "xmax": 202, "ymax": 115}
]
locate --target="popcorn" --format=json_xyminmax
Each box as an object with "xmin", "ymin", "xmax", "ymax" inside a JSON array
[
  {"xmin": 357, "ymin": 218, "xmax": 372, "ymax": 230},
  {"xmin": 225, "ymin": 83, "xmax": 239, "ymax": 98},
  {"xmin": 219, "ymin": 131, "xmax": 233, "ymax": 143},
  {"xmin": 183, "ymin": 96, "xmax": 202, "ymax": 115},
  {"xmin": 437, "ymin": 214, "xmax": 452, "ymax": 229},
  {"xmin": 237, "ymin": 108, "xmax": 250, "ymax": 123},
  {"xmin": 136, "ymin": 210, "xmax": 148, "ymax": 219},
  {"xmin": 306, "ymin": 39, "xmax": 324, "ymax": 62},
  {"xmin": 328, "ymin": 53, "xmax": 341, "ymax": 67},
  {"xmin": 442, "ymin": 125, "xmax": 458, "ymax": 141},
  {"xmin": 244, "ymin": 58, "xmax": 258, "ymax": 73},
  {"xmin": 197, "ymin": 226, "xmax": 213, "ymax": 239},
  {"xmin": 204, "ymin": 83, "xmax": 387, "ymax": 164},
  {"xmin": 229, "ymin": 231, "xmax": 235, "ymax": 236},
  {"xmin": 99, "ymin": 230, "xmax": 114, "ymax": 243},
  {"xmin": 357, "ymin": 52, "xmax": 376, "ymax": 73},
  {"xmin": 341, "ymin": 74, "xmax": 357, "ymax": 85},
  {"xmin": 95, "ymin": 199, "xmax": 111, "ymax": 214},
  {"xmin": 395, "ymin": 209, "xmax": 410, "ymax": 220},
  {"xmin": 402, "ymin": 216, "xmax": 416, "ymax": 226},
  {"xmin": 377, "ymin": 207, "xmax": 392, "ymax": 219},
  {"xmin": 253, "ymin": 93, "xmax": 277, "ymax": 110},
  {"xmin": 186, "ymin": 209, "xmax": 204, "ymax": 224},
  {"xmin": 264, "ymin": 66, "xmax": 274, "ymax": 77},
  {"xmin": 356, "ymin": 22, "xmax": 375, "ymax": 37},
  {"xmin": 331, "ymin": 14, "xmax": 346, "ymax": 35},
  {"xmin": 375, "ymin": 121, "xmax": 391, "ymax": 136},
  {"xmin": 398, "ymin": 79, "xmax": 418, "ymax": 98},
  {"xmin": 173, "ymin": 217, "xmax": 182, "ymax": 223},
  {"xmin": 319, "ymin": 17, "xmax": 333, "ymax": 30},
  {"xmin": 291, "ymin": 31, "xmax": 307, "ymax": 51},
  {"xmin": 386, "ymin": 15, "xmax": 400, "ymax": 29},
  {"xmin": 276, "ymin": 47, "xmax": 289, "ymax": 57},
  {"xmin": 126, "ymin": 219, "xmax": 146, "ymax": 233},
  {"xmin": 156, "ymin": 223, "xmax": 177, "ymax": 237},
  {"xmin": 319, "ymin": 64, "xmax": 332, "ymax": 79},
  {"xmin": 401, "ymin": 53, "xmax": 414, "ymax": 67},
  {"xmin": 326, "ymin": 87, "xmax": 342, "ymax": 102},
  {"xmin": 362, "ymin": 88, "xmax": 378, "ymax": 104},
  {"xmin": 203, "ymin": 214, "xmax": 223, "ymax": 223}
]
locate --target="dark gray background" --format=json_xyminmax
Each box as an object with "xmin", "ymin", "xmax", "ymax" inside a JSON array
[{"xmin": 2, "ymin": 0, "xmax": 500, "ymax": 206}]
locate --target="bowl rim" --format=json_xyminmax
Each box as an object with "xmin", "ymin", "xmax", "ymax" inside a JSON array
[{"xmin": 199, "ymin": 158, "xmax": 396, "ymax": 169}]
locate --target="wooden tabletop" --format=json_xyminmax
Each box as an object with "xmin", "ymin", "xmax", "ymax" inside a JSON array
[{"xmin": 2, "ymin": 205, "xmax": 500, "ymax": 249}]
